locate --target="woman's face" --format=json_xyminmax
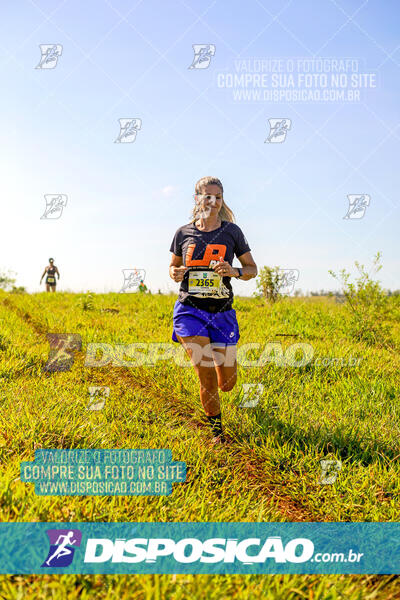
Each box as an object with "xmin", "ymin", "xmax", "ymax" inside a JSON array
[{"xmin": 195, "ymin": 184, "xmax": 223, "ymax": 218}]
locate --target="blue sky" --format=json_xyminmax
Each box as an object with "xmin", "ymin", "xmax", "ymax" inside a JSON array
[{"xmin": 0, "ymin": 0, "xmax": 399, "ymax": 295}]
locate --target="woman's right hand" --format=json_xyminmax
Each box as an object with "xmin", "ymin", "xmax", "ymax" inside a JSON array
[{"xmin": 170, "ymin": 266, "xmax": 187, "ymax": 282}]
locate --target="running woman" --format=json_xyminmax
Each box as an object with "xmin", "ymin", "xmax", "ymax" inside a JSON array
[
  {"xmin": 169, "ymin": 176, "xmax": 257, "ymax": 443},
  {"xmin": 40, "ymin": 258, "xmax": 60, "ymax": 292}
]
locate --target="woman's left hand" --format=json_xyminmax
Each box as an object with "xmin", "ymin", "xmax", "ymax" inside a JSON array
[{"xmin": 213, "ymin": 260, "xmax": 236, "ymax": 277}]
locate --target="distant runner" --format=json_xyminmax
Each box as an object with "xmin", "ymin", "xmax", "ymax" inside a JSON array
[
  {"xmin": 138, "ymin": 279, "xmax": 148, "ymax": 293},
  {"xmin": 40, "ymin": 258, "xmax": 60, "ymax": 292},
  {"xmin": 169, "ymin": 176, "xmax": 257, "ymax": 443}
]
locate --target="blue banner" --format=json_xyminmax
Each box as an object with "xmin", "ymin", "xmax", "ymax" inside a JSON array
[{"xmin": 0, "ymin": 522, "xmax": 398, "ymax": 574}]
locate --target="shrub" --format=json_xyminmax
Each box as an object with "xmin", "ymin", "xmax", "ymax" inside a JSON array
[
  {"xmin": 0, "ymin": 270, "xmax": 16, "ymax": 291},
  {"xmin": 329, "ymin": 253, "xmax": 392, "ymax": 347},
  {"xmin": 254, "ymin": 266, "xmax": 282, "ymax": 303}
]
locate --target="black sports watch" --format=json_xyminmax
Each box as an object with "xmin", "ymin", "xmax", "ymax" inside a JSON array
[{"xmin": 236, "ymin": 268, "xmax": 243, "ymax": 278}]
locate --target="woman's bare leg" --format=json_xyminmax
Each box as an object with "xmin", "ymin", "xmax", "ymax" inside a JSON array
[
  {"xmin": 212, "ymin": 345, "xmax": 237, "ymax": 392},
  {"xmin": 176, "ymin": 334, "xmax": 220, "ymax": 416}
]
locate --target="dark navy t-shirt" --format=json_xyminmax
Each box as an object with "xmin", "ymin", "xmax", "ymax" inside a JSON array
[{"xmin": 169, "ymin": 220, "xmax": 251, "ymax": 311}]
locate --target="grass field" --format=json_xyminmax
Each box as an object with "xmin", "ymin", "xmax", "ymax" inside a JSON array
[{"xmin": 0, "ymin": 289, "xmax": 399, "ymax": 599}]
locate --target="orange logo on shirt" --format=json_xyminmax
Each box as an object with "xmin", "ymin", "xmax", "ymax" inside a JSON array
[{"xmin": 186, "ymin": 243, "xmax": 226, "ymax": 266}]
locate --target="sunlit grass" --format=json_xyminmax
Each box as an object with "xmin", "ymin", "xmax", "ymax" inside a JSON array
[{"xmin": 0, "ymin": 290, "xmax": 399, "ymax": 598}]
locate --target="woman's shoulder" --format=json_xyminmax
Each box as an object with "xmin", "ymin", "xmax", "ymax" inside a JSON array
[
  {"xmin": 174, "ymin": 222, "xmax": 194, "ymax": 234},
  {"xmin": 221, "ymin": 221, "xmax": 242, "ymax": 233}
]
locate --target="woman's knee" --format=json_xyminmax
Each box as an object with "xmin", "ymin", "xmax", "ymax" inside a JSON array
[{"xmin": 219, "ymin": 373, "xmax": 237, "ymax": 392}]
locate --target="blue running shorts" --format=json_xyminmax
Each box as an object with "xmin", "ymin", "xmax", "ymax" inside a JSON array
[{"xmin": 172, "ymin": 300, "xmax": 240, "ymax": 346}]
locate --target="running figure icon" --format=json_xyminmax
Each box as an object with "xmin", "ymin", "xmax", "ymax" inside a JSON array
[{"xmin": 45, "ymin": 531, "xmax": 77, "ymax": 566}]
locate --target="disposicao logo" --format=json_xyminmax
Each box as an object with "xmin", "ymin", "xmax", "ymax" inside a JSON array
[
  {"xmin": 83, "ymin": 536, "xmax": 314, "ymax": 564},
  {"xmin": 41, "ymin": 533, "xmax": 315, "ymax": 568},
  {"xmin": 41, "ymin": 529, "xmax": 82, "ymax": 567}
]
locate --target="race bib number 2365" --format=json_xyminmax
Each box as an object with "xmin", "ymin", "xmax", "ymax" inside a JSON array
[{"xmin": 188, "ymin": 270, "xmax": 221, "ymax": 296}]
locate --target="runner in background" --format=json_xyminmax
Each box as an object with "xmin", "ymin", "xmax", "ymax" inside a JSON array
[
  {"xmin": 169, "ymin": 176, "xmax": 257, "ymax": 443},
  {"xmin": 40, "ymin": 258, "xmax": 60, "ymax": 292},
  {"xmin": 138, "ymin": 279, "xmax": 149, "ymax": 293}
]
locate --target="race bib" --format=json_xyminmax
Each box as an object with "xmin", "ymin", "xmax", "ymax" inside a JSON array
[
  {"xmin": 187, "ymin": 270, "xmax": 229, "ymax": 298},
  {"xmin": 47, "ymin": 276, "xmax": 55, "ymax": 283}
]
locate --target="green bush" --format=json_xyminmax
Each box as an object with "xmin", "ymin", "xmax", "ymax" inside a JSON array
[
  {"xmin": 0, "ymin": 270, "xmax": 16, "ymax": 291},
  {"xmin": 329, "ymin": 252, "xmax": 393, "ymax": 347},
  {"xmin": 254, "ymin": 266, "xmax": 282, "ymax": 302}
]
